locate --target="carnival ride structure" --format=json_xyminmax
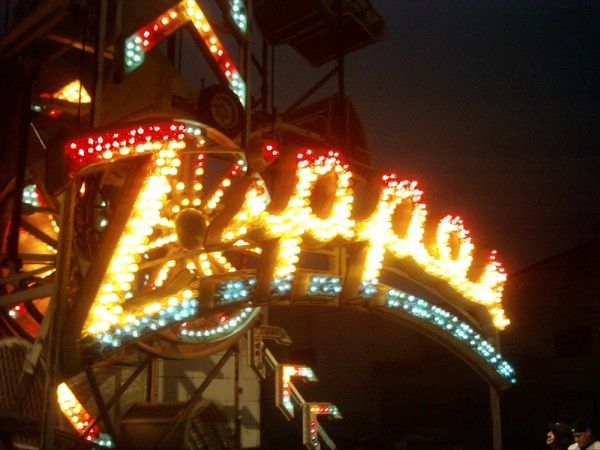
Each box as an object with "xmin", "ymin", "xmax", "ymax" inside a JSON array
[{"xmin": 0, "ymin": 1, "xmax": 515, "ymax": 449}]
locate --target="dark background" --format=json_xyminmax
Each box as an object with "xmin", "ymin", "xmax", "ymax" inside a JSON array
[{"xmin": 271, "ymin": 0, "xmax": 599, "ymax": 273}]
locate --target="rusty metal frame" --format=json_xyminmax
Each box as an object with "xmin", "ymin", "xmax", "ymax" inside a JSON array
[
  {"xmin": 0, "ymin": 0, "xmax": 69, "ymax": 58},
  {"xmin": 81, "ymin": 357, "xmax": 152, "ymax": 440},
  {"xmin": 283, "ymin": 66, "xmax": 339, "ymax": 116},
  {"xmin": 15, "ymin": 298, "xmax": 53, "ymax": 409},
  {"xmin": 156, "ymin": 345, "xmax": 237, "ymax": 447},
  {"xmin": 84, "ymin": 365, "xmax": 118, "ymax": 446}
]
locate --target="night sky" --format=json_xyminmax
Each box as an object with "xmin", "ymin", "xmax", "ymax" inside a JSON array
[{"xmin": 272, "ymin": 0, "xmax": 599, "ymax": 272}]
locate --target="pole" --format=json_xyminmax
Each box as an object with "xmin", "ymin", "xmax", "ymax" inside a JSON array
[
  {"xmin": 5, "ymin": 59, "xmax": 33, "ymax": 274},
  {"xmin": 91, "ymin": 0, "xmax": 108, "ymax": 127},
  {"xmin": 240, "ymin": 0, "xmax": 252, "ymax": 148},
  {"xmin": 147, "ymin": 357, "xmax": 157, "ymax": 402},
  {"xmin": 234, "ymin": 344, "xmax": 242, "ymax": 449},
  {"xmin": 489, "ymin": 331, "xmax": 503, "ymax": 449},
  {"xmin": 490, "ymin": 386, "xmax": 502, "ymax": 450}
]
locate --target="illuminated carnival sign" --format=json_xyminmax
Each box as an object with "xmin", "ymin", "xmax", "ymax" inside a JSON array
[
  {"xmin": 205, "ymin": 149, "xmax": 508, "ymax": 329},
  {"xmin": 61, "ymin": 119, "xmax": 513, "ymax": 385}
]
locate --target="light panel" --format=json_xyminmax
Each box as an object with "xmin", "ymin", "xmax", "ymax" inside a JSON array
[
  {"xmin": 272, "ymin": 275, "xmax": 293, "ymax": 296},
  {"xmin": 228, "ymin": 0, "xmax": 248, "ymax": 35},
  {"xmin": 217, "ymin": 150, "xmax": 355, "ymax": 280},
  {"xmin": 302, "ymin": 403, "xmax": 342, "ymax": 450},
  {"xmin": 52, "ymin": 80, "xmax": 91, "ymax": 104},
  {"xmin": 22, "ymin": 184, "xmax": 43, "ymax": 207},
  {"xmin": 308, "ymin": 275, "xmax": 342, "ymax": 296},
  {"xmin": 57, "ymin": 382, "xmax": 99, "ymax": 440},
  {"xmin": 215, "ymin": 278, "xmax": 255, "ymax": 303},
  {"xmin": 276, "ymin": 364, "xmax": 317, "ymax": 419}
]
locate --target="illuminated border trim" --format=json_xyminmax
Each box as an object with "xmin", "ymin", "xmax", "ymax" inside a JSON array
[
  {"xmin": 65, "ymin": 121, "xmax": 204, "ymax": 174},
  {"xmin": 57, "ymin": 382, "xmax": 99, "ymax": 440},
  {"xmin": 57, "ymin": 383, "xmax": 115, "ymax": 447},
  {"xmin": 179, "ymin": 306, "xmax": 259, "ymax": 342},
  {"xmin": 228, "ymin": 0, "xmax": 247, "ymax": 35},
  {"xmin": 385, "ymin": 289, "xmax": 516, "ymax": 384},
  {"xmin": 83, "ymin": 267, "xmax": 517, "ymax": 386},
  {"xmin": 183, "ymin": 272, "xmax": 517, "ymax": 385},
  {"xmin": 92, "ymin": 299, "xmax": 199, "ymax": 351},
  {"xmin": 122, "ymin": 0, "xmax": 246, "ymax": 105}
]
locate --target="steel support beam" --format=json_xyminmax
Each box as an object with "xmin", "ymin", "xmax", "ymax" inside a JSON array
[
  {"xmin": 15, "ymin": 299, "xmax": 53, "ymax": 408},
  {"xmin": 157, "ymin": 345, "xmax": 236, "ymax": 447},
  {"xmin": 84, "ymin": 366, "xmax": 118, "ymax": 446},
  {"xmin": 283, "ymin": 67, "xmax": 338, "ymax": 115},
  {"xmin": 0, "ymin": 284, "xmax": 53, "ymax": 308},
  {"xmin": 240, "ymin": 0, "xmax": 252, "ymax": 148},
  {"xmin": 0, "ymin": 264, "xmax": 55, "ymax": 286},
  {"xmin": 91, "ymin": 0, "xmax": 108, "ymax": 127},
  {"xmin": 489, "ymin": 331, "xmax": 503, "ymax": 449},
  {"xmin": 82, "ymin": 357, "xmax": 151, "ymax": 439},
  {"xmin": 40, "ymin": 184, "xmax": 76, "ymax": 450},
  {"xmin": 19, "ymin": 218, "xmax": 58, "ymax": 248},
  {"xmin": 4, "ymin": 59, "xmax": 33, "ymax": 274},
  {"xmin": 0, "ymin": 0, "xmax": 68, "ymax": 58},
  {"xmin": 146, "ymin": 358, "xmax": 158, "ymax": 403}
]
